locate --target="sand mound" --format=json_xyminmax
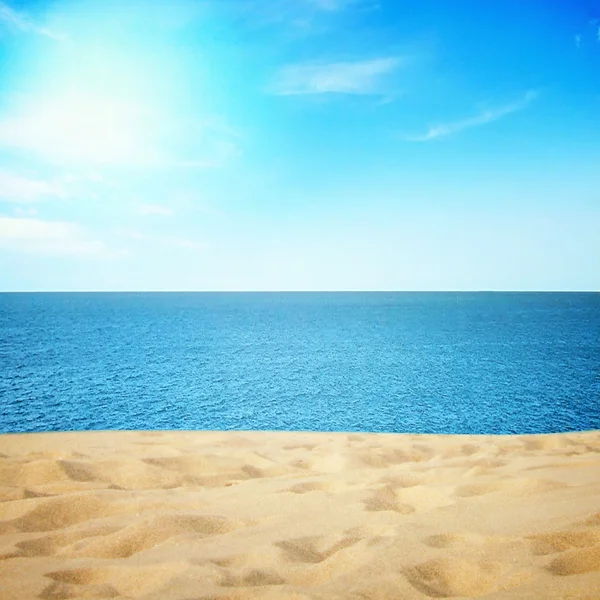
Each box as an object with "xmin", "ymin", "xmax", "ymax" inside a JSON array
[
  {"xmin": 0, "ymin": 459, "xmax": 75, "ymax": 487},
  {"xmin": 12, "ymin": 493, "xmax": 116, "ymax": 533},
  {"xmin": 69, "ymin": 514, "xmax": 246, "ymax": 559}
]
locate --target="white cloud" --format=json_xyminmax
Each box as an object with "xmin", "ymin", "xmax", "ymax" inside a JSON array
[
  {"xmin": 575, "ymin": 34, "xmax": 582, "ymax": 48},
  {"xmin": 270, "ymin": 57, "xmax": 401, "ymax": 95},
  {"xmin": 0, "ymin": 216, "xmax": 115, "ymax": 257},
  {"xmin": 0, "ymin": 92, "xmax": 160, "ymax": 167},
  {"xmin": 0, "ymin": 92, "xmax": 239, "ymax": 169},
  {"xmin": 135, "ymin": 204, "xmax": 174, "ymax": 217},
  {"xmin": 406, "ymin": 90, "xmax": 538, "ymax": 142},
  {"xmin": 0, "ymin": 171, "xmax": 66, "ymax": 202},
  {"xmin": 0, "ymin": 2, "xmax": 64, "ymax": 41}
]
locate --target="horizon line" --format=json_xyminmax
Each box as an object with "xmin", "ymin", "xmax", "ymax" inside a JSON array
[{"xmin": 0, "ymin": 290, "xmax": 598, "ymax": 294}]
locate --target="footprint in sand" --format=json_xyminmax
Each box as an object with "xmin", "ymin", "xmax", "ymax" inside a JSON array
[
  {"xmin": 467, "ymin": 457, "xmax": 508, "ymax": 469},
  {"xmin": 211, "ymin": 546, "xmax": 283, "ymax": 570},
  {"xmin": 211, "ymin": 535, "xmax": 363, "ymax": 589},
  {"xmin": 0, "ymin": 486, "xmax": 51, "ymax": 502},
  {"xmin": 14, "ymin": 524, "xmax": 121, "ymax": 557},
  {"xmin": 453, "ymin": 482, "xmax": 502, "ymax": 498},
  {"xmin": 57, "ymin": 460, "xmax": 102, "ymax": 483},
  {"xmin": 424, "ymin": 533, "xmax": 466, "ymax": 549},
  {"xmin": 43, "ymin": 562, "xmax": 191, "ymax": 598},
  {"xmin": 347, "ymin": 434, "xmax": 366, "ymax": 443},
  {"xmin": 275, "ymin": 535, "xmax": 360, "ymax": 564},
  {"xmin": 547, "ymin": 546, "xmax": 600, "ymax": 576},
  {"xmin": 40, "ymin": 580, "xmax": 120, "ymax": 599},
  {"xmin": 581, "ymin": 512, "xmax": 600, "ymax": 527},
  {"xmin": 285, "ymin": 481, "xmax": 342, "ymax": 494},
  {"xmin": 363, "ymin": 485, "xmax": 415, "ymax": 515},
  {"xmin": 404, "ymin": 557, "xmax": 505, "ymax": 598},
  {"xmin": 422, "ymin": 532, "xmax": 511, "ymax": 553},
  {"xmin": 351, "ymin": 445, "xmax": 435, "ymax": 470},
  {"xmin": 283, "ymin": 443, "xmax": 318, "ymax": 451},
  {"xmin": 274, "ymin": 535, "xmax": 365, "ymax": 586},
  {"xmin": 378, "ymin": 474, "xmax": 424, "ymax": 488},
  {"xmin": 220, "ymin": 568, "xmax": 286, "ymax": 587},
  {"xmin": 528, "ymin": 529, "xmax": 600, "ymax": 556}
]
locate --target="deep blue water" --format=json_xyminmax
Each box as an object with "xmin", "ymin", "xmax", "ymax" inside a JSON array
[{"xmin": 1, "ymin": 292, "xmax": 599, "ymax": 435}]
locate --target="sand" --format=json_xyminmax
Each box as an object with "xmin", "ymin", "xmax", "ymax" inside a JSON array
[{"xmin": 0, "ymin": 430, "xmax": 599, "ymax": 599}]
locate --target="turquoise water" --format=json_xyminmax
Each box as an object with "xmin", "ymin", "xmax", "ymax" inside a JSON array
[{"xmin": 1, "ymin": 292, "xmax": 598, "ymax": 434}]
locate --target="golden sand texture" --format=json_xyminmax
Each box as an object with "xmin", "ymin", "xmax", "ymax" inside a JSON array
[{"xmin": 0, "ymin": 430, "xmax": 599, "ymax": 599}]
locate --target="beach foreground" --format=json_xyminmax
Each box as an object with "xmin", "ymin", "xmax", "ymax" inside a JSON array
[{"xmin": 1, "ymin": 431, "xmax": 599, "ymax": 599}]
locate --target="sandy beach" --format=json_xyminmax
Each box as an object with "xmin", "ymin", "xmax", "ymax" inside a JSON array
[{"xmin": 0, "ymin": 430, "xmax": 599, "ymax": 599}]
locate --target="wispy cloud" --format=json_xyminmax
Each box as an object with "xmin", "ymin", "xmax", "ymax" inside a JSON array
[
  {"xmin": 135, "ymin": 204, "xmax": 174, "ymax": 217},
  {"xmin": 118, "ymin": 229, "xmax": 147, "ymax": 241},
  {"xmin": 0, "ymin": 2, "xmax": 64, "ymax": 41},
  {"xmin": 405, "ymin": 90, "xmax": 538, "ymax": 142},
  {"xmin": 307, "ymin": 0, "xmax": 376, "ymax": 11},
  {"xmin": 119, "ymin": 229, "xmax": 208, "ymax": 251},
  {"xmin": 166, "ymin": 236, "xmax": 209, "ymax": 250},
  {"xmin": 0, "ymin": 216, "xmax": 115, "ymax": 257},
  {"xmin": 13, "ymin": 206, "xmax": 38, "ymax": 217},
  {"xmin": 233, "ymin": 0, "xmax": 374, "ymax": 27},
  {"xmin": 0, "ymin": 171, "xmax": 66, "ymax": 203},
  {"xmin": 62, "ymin": 172, "xmax": 107, "ymax": 185},
  {"xmin": 270, "ymin": 57, "xmax": 402, "ymax": 95},
  {"xmin": 177, "ymin": 140, "xmax": 241, "ymax": 169},
  {"xmin": 574, "ymin": 20, "xmax": 600, "ymax": 48}
]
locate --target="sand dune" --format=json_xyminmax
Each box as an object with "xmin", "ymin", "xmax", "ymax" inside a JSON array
[{"xmin": 1, "ymin": 430, "xmax": 599, "ymax": 599}]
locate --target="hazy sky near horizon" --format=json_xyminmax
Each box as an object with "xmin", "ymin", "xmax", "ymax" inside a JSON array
[{"xmin": 0, "ymin": 0, "xmax": 599, "ymax": 291}]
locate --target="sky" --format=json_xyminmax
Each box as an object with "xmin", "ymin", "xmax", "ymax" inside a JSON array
[{"xmin": 0, "ymin": 0, "xmax": 599, "ymax": 291}]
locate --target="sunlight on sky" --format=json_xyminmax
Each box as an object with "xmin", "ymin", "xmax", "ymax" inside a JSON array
[
  {"xmin": 0, "ymin": 1, "xmax": 194, "ymax": 167},
  {"xmin": 0, "ymin": 91, "xmax": 157, "ymax": 165},
  {"xmin": 0, "ymin": 0, "xmax": 599, "ymax": 290}
]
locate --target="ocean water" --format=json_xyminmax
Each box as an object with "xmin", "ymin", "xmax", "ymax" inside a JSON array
[{"xmin": 1, "ymin": 292, "xmax": 599, "ymax": 435}]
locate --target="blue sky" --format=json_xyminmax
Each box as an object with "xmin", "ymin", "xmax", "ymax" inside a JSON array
[{"xmin": 0, "ymin": 0, "xmax": 598, "ymax": 291}]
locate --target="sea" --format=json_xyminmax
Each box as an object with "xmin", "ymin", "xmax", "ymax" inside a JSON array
[{"xmin": 1, "ymin": 292, "xmax": 599, "ymax": 435}]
